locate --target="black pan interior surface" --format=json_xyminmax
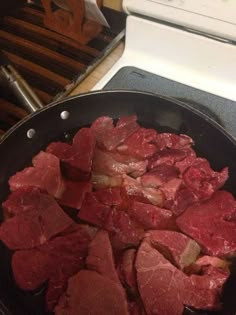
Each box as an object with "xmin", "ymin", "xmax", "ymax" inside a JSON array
[{"xmin": 0, "ymin": 90, "xmax": 236, "ymax": 315}]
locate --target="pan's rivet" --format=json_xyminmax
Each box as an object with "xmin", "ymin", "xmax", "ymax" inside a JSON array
[
  {"xmin": 60, "ymin": 111, "xmax": 70, "ymax": 120},
  {"xmin": 27, "ymin": 129, "xmax": 36, "ymax": 139}
]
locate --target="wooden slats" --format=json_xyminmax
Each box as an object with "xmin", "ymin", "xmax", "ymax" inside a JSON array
[
  {"xmin": 0, "ymin": 99, "xmax": 27, "ymax": 119},
  {"xmin": 0, "ymin": 30, "xmax": 86, "ymax": 72},
  {"xmin": 3, "ymin": 50, "xmax": 69, "ymax": 87}
]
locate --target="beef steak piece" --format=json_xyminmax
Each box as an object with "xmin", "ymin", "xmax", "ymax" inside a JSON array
[
  {"xmin": 9, "ymin": 151, "xmax": 65, "ymax": 199},
  {"xmin": 54, "ymin": 270, "xmax": 129, "ymax": 315},
  {"xmin": 183, "ymin": 158, "xmax": 228, "ymax": 200},
  {"xmin": 102, "ymin": 115, "xmax": 139, "ymax": 151},
  {"xmin": 59, "ymin": 180, "xmax": 92, "ymax": 210},
  {"xmin": 117, "ymin": 127, "xmax": 158, "ymax": 159},
  {"xmin": 140, "ymin": 164, "xmax": 179, "ymax": 188},
  {"xmin": 92, "ymin": 147, "xmax": 148, "ymax": 178},
  {"xmin": 146, "ymin": 230, "xmax": 201, "ymax": 270},
  {"xmin": 78, "ymin": 187, "xmax": 122, "ymax": 227},
  {"xmin": 12, "ymin": 249, "xmax": 52, "ymax": 291},
  {"xmin": 177, "ymin": 190, "xmax": 236, "ymax": 257},
  {"xmin": 185, "ymin": 266, "xmax": 230, "ymax": 311},
  {"xmin": 105, "ymin": 208, "xmax": 144, "ymax": 250},
  {"xmin": 118, "ymin": 248, "xmax": 138, "ymax": 295},
  {"xmin": 12, "ymin": 225, "xmax": 95, "ymax": 311},
  {"xmin": 136, "ymin": 239, "xmax": 227, "ymax": 314},
  {"xmin": 128, "ymin": 201, "xmax": 175, "ymax": 230},
  {"xmin": 0, "ymin": 188, "xmax": 73, "ymax": 250},
  {"xmin": 86, "ymin": 230, "xmax": 120, "ymax": 285},
  {"xmin": 136, "ymin": 239, "xmax": 189, "ymax": 315}
]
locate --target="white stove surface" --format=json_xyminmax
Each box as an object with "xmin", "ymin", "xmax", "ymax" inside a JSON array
[
  {"xmin": 93, "ymin": 15, "xmax": 236, "ymax": 102},
  {"xmin": 93, "ymin": 14, "xmax": 236, "ymax": 139}
]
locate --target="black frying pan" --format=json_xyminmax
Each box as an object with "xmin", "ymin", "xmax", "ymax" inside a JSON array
[{"xmin": 1, "ymin": 90, "xmax": 236, "ymax": 315}]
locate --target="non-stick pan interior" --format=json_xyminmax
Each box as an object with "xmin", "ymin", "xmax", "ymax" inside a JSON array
[{"xmin": 0, "ymin": 90, "xmax": 236, "ymax": 315}]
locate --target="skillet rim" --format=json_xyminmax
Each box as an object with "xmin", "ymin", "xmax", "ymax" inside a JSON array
[{"xmin": 1, "ymin": 89, "xmax": 236, "ymax": 146}]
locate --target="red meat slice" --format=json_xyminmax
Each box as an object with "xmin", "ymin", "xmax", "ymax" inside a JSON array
[
  {"xmin": 165, "ymin": 186, "xmax": 199, "ymax": 216},
  {"xmin": 90, "ymin": 116, "xmax": 114, "ymax": 147},
  {"xmin": 136, "ymin": 239, "xmax": 228, "ymax": 314},
  {"xmin": 146, "ymin": 230, "xmax": 201, "ymax": 270},
  {"xmin": 12, "ymin": 225, "xmax": 95, "ymax": 311},
  {"xmin": 9, "ymin": 151, "xmax": 65, "ymax": 199},
  {"xmin": 91, "ymin": 173, "xmax": 123, "ymax": 189},
  {"xmin": 122, "ymin": 175, "xmax": 164, "ymax": 206},
  {"xmin": 86, "ymin": 230, "xmax": 120, "ymax": 285},
  {"xmin": 105, "ymin": 208, "xmax": 144, "ymax": 250},
  {"xmin": 136, "ymin": 239, "xmax": 189, "ymax": 315},
  {"xmin": 59, "ymin": 180, "xmax": 92, "ymax": 209},
  {"xmin": 148, "ymin": 148, "xmax": 193, "ymax": 170},
  {"xmin": 140, "ymin": 164, "xmax": 179, "ymax": 188},
  {"xmin": 72, "ymin": 127, "xmax": 96, "ymax": 174},
  {"xmin": 94, "ymin": 187, "xmax": 123, "ymax": 206},
  {"xmin": 78, "ymin": 188, "xmax": 122, "ymax": 227},
  {"xmin": 186, "ymin": 266, "xmax": 229, "ymax": 311},
  {"xmin": 154, "ymin": 133, "xmax": 194, "ymax": 150},
  {"xmin": 92, "ymin": 148, "xmax": 147, "ymax": 178},
  {"xmin": 54, "ymin": 270, "xmax": 129, "ymax": 315},
  {"xmin": 128, "ymin": 201, "xmax": 175, "ymax": 230},
  {"xmin": 0, "ymin": 188, "xmax": 73, "ymax": 250},
  {"xmin": 117, "ymin": 127, "xmax": 158, "ymax": 159},
  {"xmin": 12, "ymin": 249, "xmax": 51, "ymax": 291},
  {"xmin": 46, "ymin": 128, "xmax": 95, "ymax": 181},
  {"xmin": 183, "ymin": 158, "xmax": 228, "ymax": 199},
  {"xmin": 177, "ymin": 190, "xmax": 236, "ymax": 257},
  {"xmin": 118, "ymin": 248, "xmax": 138, "ymax": 295},
  {"xmin": 3, "ymin": 186, "xmax": 47, "ymax": 215},
  {"xmin": 160, "ymin": 178, "xmax": 182, "ymax": 205},
  {"xmin": 102, "ymin": 115, "xmax": 139, "ymax": 151}
]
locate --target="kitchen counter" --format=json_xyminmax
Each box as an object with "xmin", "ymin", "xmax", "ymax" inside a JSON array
[{"xmin": 69, "ymin": 42, "xmax": 124, "ymax": 95}]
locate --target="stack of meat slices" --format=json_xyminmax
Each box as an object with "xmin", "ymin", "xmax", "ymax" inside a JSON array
[{"xmin": 0, "ymin": 115, "xmax": 235, "ymax": 315}]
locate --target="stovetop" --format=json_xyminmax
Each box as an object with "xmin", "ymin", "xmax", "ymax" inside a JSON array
[{"xmin": 104, "ymin": 66, "xmax": 236, "ymax": 138}]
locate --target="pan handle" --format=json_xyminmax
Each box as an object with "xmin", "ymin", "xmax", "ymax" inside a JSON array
[{"xmin": 0, "ymin": 50, "xmax": 43, "ymax": 113}]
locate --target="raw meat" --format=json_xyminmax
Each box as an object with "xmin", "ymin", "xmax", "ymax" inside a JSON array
[
  {"xmin": 146, "ymin": 230, "xmax": 201, "ymax": 270},
  {"xmin": 117, "ymin": 127, "xmax": 158, "ymax": 159},
  {"xmin": 78, "ymin": 191, "xmax": 111, "ymax": 227},
  {"xmin": 91, "ymin": 173, "xmax": 122, "ymax": 189},
  {"xmin": 177, "ymin": 190, "xmax": 236, "ymax": 257},
  {"xmin": 59, "ymin": 180, "xmax": 92, "ymax": 209},
  {"xmin": 86, "ymin": 230, "xmax": 120, "ymax": 285},
  {"xmin": 12, "ymin": 249, "xmax": 51, "ymax": 291},
  {"xmin": 183, "ymin": 158, "xmax": 228, "ymax": 199},
  {"xmin": 54, "ymin": 270, "xmax": 129, "ymax": 315},
  {"xmin": 154, "ymin": 133, "xmax": 194, "ymax": 150},
  {"xmin": 12, "ymin": 225, "xmax": 95, "ymax": 311},
  {"xmin": 9, "ymin": 151, "xmax": 65, "ymax": 199},
  {"xmin": 102, "ymin": 115, "xmax": 139, "ymax": 151},
  {"xmin": 105, "ymin": 208, "xmax": 144, "ymax": 250},
  {"xmin": 78, "ymin": 188, "xmax": 122, "ymax": 227},
  {"xmin": 72, "ymin": 127, "xmax": 96, "ymax": 175},
  {"xmin": 122, "ymin": 175, "xmax": 164, "ymax": 206},
  {"xmin": 92, "ymin": 147, "xmax": 148, "ymax": 177},
  {"xmin": 128, "ymin": 201, "xmax": 175, "ymax": 230},
  {"xmin": 0, "ymin": 188, "xmax": 73, "ymax": 250},
  {"xmin": 136, "ymin": 239, "xmax": 189, "ymax": 315},
  {"xmin": 186, "ymin": 266, "xmax": 229, "ymax": 310},
  {"xmin": 118, "ymin": 248, "xmax": 138, "ymax": 295},
  {"xmin": 90, "ymin": 116, "xmax": 114, "ymax": 147},
  {"xmin": 136, "ymin": 239, "xmax": 227, "ymax": 314},
  {"xmin": 46, "ymin": 127, "xmax": 95, "ymax": 181},
  {"xmin": 140, "ymin": 164, "xmax": 179, "ymax": 188}
]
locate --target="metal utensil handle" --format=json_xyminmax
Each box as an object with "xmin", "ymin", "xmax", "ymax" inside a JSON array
[{"xmin": 0, "ymin": 65, "xmax": 43, "ymax": 113}]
